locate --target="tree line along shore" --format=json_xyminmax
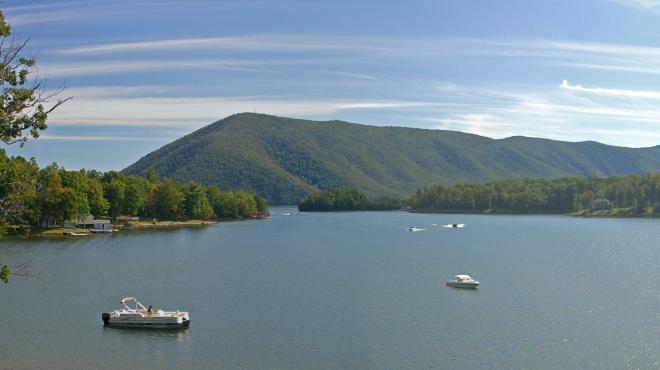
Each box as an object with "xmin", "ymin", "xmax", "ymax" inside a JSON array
[
  {"xmin": 298, "ymin": 173, "xmax": 660, "ymax": 217},
  {"xmin": 0, "ymin": 151, "xmax": 269, "ymax": 237}
]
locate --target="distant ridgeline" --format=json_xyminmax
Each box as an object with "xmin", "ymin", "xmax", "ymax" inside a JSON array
[
  {"xmin": 123, "ymin": 113, "xmax": 660, "ymax": 205},
  {"xmin": 406, "ymin": 174, "xmax": 660, "ymax": 216},
  {"xmin": 298, "ymin": 188, "xmax": 399, "ymax": 212},
  {"xmin": 0, "ymin": 150, "xmax": 269, "ymax": 231}
]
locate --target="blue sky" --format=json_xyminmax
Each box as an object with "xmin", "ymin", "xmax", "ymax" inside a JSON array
[{"xmin": 5, "ymin": 0, "xmax": 660, "ymax": 170}]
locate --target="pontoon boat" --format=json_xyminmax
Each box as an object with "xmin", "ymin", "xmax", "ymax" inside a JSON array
[{"xmin": 101, "ymin": 297, "xmax": 190, "ymax": 329}]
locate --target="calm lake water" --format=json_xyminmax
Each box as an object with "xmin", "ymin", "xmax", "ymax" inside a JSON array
[{"xmin": 2, "ymin": 207, "xmax": 660, "ymax": 369}]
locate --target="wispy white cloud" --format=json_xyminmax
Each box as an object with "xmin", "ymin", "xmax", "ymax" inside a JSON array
[
  {"xmin": 419, "ymin": 79, "xmax": 660, "ymax": 147},
  {"xmin": 328, "ymin": 71, "xmax": 376, "ymax": 80},
  {"xmin": 39, "ymin": 60, "xmax": 263, "ymax": 77},
  {"xmin": 4, "ymin": 0, "xmax": 262, "ymax": 26},
  {"xmin": 48, "ymin": 35, "xmax": 660, "ymax": 79},
  {"xmin": 39, "ymin": 134, "xmax": 167, "ymax": 142},
  {"xmin": 38, "ymin": 58, "xmax": 349, "ymax": 77},
  {"xmin": 607, "ymin": 0, "xmax": 660, "ymax": 11},
  {"xmin": 560, "ymin": 79, "xmax": 660, "ymax": 99},
  {"xmin": 54, "ymin": 35, "xmax": 388, "ymax": 55},
  {"xmin": 46, "ymin": 88, "xmax": 434, "ymax": 128},
  {"xmin": 7, "ymin": 8, "xmax": 116, "ymax": 26}
]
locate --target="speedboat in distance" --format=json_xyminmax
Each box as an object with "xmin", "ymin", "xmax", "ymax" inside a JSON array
[{"xmin": 446, "ymin": 275, "xmax": 479, "ymax": 289}]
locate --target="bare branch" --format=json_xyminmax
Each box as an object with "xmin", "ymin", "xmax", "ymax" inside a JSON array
[{"xmin": 9, "ymin": 258, "xmax": 48, "ymax": 290}]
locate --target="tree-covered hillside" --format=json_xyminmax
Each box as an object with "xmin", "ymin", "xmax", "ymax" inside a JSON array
[
  {"xmin": 406, "ymin": 173, "xmax": 660, "ymax": 216},
  {"xmin": 123, "ymin": 113, "xmax": 660, "ymax": 204},
  {"xmin": 298, "ymin": 188, "xmax": 399, "ymax": 212}
]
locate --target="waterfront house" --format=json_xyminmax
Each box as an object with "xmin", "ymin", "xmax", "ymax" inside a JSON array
[
  {"xmin": 66, "ymin": 215, "xmax": 112, "ymax": 230},
  {"xmin": 592, "ymin": 198, "xmax": 612, "ymax": 210},
  {"xmin": 40, "ymin": 217, "xmax": 62, "ymax": 228}
]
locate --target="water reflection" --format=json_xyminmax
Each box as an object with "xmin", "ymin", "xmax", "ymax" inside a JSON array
[{"xmin": 102, "ymin": 326, "xmax": 191, "ymax": 342}]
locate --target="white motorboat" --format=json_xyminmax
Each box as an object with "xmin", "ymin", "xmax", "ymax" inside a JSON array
[
  {"xmin": 90, "ymin": 229, "xmax": 116, "ymax": 233},
  {"xmin": 446, "ymin": 274, "xmax": 479, "ymax": 289},
  {"xmin": 408, "ymin": 226, "xmax": 426, "ymax": 232},
  {"xmin": 441, "ymin": 223, "xmax": 465, "ymax": 228},
  {"xmin": 64, "ymin": 232, "xmax": 87, "ymax": 236},
  {"xmin": 102, "ymin": 297, "xmax": 190, "ymax": 329}
]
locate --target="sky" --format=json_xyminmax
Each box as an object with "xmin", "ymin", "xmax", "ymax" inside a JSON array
[{"xmin": 4, "ymin": 0, "xmax": 660, "ymax": 170}]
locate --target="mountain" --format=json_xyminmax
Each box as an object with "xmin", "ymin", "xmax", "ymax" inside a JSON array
[{"xmin": 123, "ymin": 113, "xmax": 660, "ymax": 204}]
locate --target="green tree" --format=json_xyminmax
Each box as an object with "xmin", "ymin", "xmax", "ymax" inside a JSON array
[
  {"xmin": 123, "ymin": 177, "xmax": 148, "ymax": 216},
  {"xmin": 0, "ymin": 151, "xmax": 39, "ymax": 226},
  {"xmin": 146, "ymin": 168, "xmax": 159, "ymax": 183},
  {"xmin": 39, "ymin": 165, "xmax": 65, "ymax": 221},
  {"xmin": 60, "ymin": 187, "xmax": 89, "ymax": 220},
  {"xmin": 84, "ymin": 173, "xmax": 108, "ymax": 217},
  {"xmin": 155, "ymin": 178, "xmax": 182, "ymax": 220},
  {"xmin": 102, "ymin": 172, "xmax": 126, "ymax": 219},
  {"xmin": 182, "ymin": 182, "xmax": 213, "ymax": 220},
  {"xmin": 254, "ymin": 195, "xmax": 270, "ymax": 216}
]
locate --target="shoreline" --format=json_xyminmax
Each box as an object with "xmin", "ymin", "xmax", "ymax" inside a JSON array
[
  {"xmin": 122, "ymin": 220, "xmax": 219, "ymax": 230},
  {"xmin": 301, "ymin": 208, "xmax": 660, "ymax": 219},
  {"xmin": 6, "ymin": 220, "xmax": 220, "ymax": 238},
  {"xmin": 411, "ymin": 209, "xmax": 659, "ymax": 219}
]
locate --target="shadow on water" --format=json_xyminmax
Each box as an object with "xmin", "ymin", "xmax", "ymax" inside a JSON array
[{"xmin": 101, "ymin": 326, "xmax": 191, "ymax": 341}]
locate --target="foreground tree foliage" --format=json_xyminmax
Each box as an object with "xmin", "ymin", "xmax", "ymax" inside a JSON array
[
  {"xmin": 0, "ymin": 8, "xmax": 69, "ymax": 283},
  {"xmin": 406, "ymin": 174, "xmax": 660, "ymax": 214},
  {"xmin": 298, "ymin": 188, "xmax": 400, "ymax": 211},
  {"xmin": 0, "ymin": 12, "xmax": 68, "ymax": 145}
]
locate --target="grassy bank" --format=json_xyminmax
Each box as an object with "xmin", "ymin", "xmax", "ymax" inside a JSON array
[
  {"xmin": 5, "ymin": 220, "xmax": 220, "ymax": 238},
  {"xmin": 124, "ymin": 220, "xmax": 219, "ymax": 229},
  {"xmin": 6, "ymin": 227, "xmax": 91, "ymax": 237}
]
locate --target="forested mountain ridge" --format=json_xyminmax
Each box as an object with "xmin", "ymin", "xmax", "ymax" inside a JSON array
[{"xmin": 123, "ymin": 113, "xmax": 660, "ymax": 204}]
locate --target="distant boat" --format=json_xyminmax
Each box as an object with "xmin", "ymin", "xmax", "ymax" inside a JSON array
[
  {"xmin": 408, "ymin": 226, "xmax": 426, "ymax": 232},
  {"xmin": 64, "ymin": 232, "xmax": 87, "ymax": 236},
  {"xmin": 90, "ymin": 229, "xmax": 117, "ymax": 233},
  {"xmin": 446, "ymin": 274, "xmax": 479, "ymax": 289},
  {"xmin": 101, "ymin": 297, "xmax": 190, "ymax": 329},
  {"xmin": 441, "ymin": 223, "xmax": 465, "ymax": 228},
  {"xmin": 283, "ymin": 212, "xmax": 295, "ymax": 216}
]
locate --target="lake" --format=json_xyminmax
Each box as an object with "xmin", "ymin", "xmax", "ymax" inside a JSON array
[{"xmin": 2, "ymin": 207, "xmax": 660, "ymax": 369}]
